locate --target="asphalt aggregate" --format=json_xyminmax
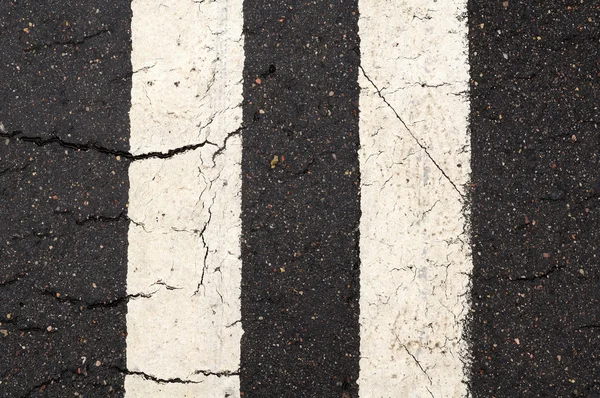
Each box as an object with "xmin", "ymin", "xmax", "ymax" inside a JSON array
[
  {"xmin": 469, "ymin": 1, "xmax": 600, "ymax": 396},
  {"xmin": 240, "ymin": 0, "xmax": 361, "ymax": 397},
  {"xmin": 0, "ymin": 1, "xmax": 131, "ymax": 396}
]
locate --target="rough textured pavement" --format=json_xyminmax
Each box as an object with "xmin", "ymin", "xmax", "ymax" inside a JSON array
[
  {"xmin": 469, "ymin": 1, "xmax": 600, "ymax": 396},
  {"xmin": 240, "ymin": 0, "xmax": 361, "ymax": 396},
  {"xmin": 0, "ymin": 1, "xmax": 131, "ymax": 396}
]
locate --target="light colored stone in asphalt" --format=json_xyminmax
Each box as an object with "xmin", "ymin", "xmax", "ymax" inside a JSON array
[
  {"xmin": 358, "ymin": 1, "xmax": 471, "ymax": 397},
  {"xmin": 126, "ymin": 0, "xmax": 243, "ymax": 396}
]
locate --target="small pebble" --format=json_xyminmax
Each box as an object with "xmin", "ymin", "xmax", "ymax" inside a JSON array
[{"xmin": 270, "ymin": 155, "xmax": 279, "ymax": 169}]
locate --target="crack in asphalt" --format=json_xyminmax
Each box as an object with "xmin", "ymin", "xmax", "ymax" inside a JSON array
[
  {"xmin": 41, "ymin": 288, "xmax": 157, "ymax": 309},
  {"xmin": 359, "ymin": 66, "xmax": 464, "ymax": 200},
  {"xmin": 23, "ymin": 29, "xmax": 109, "ymax": 53},
  {"xmin": 22, "ymin": 368, "xmax": 72, "ymax": 398},
  {"xmin": 510, "ymin": 263, "xmax": 564, "ymax": 282},
  {"xmin": 52, "ymin": 210, "xmax": 134, "ymax": 226},
  {"xmin": 0, "ymin": 125, "xmax": 245, "ymax": 161},
  {"xmin": 1, "ymin": 272, "xmax": 28, "ymax": 288}
]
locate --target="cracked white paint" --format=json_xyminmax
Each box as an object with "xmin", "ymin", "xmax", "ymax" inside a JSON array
[
  {"xmin": 126, "ymin": 0, "xmax": 243, "ymax": 396},
  {"xmin": 358, "ymin": 1, "xmax": 471, "ymax": 397},
  {"xmin": 125, "ymin": 376, "xmax": 238, "ymax": 397}
]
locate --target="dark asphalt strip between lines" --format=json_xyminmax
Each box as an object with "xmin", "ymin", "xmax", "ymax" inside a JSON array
[{"xmin": 240, "ymin": 0, "xmax": 361, "ymax": 397}]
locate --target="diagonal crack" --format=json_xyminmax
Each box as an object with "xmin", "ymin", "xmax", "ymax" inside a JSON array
[
  {"xmin": 359, "ymin": 66, "xmax": 464, "ymax": 199},
  {"xmin": 211, "ymin": 125, "xmax": 245, "ymax": 164},
  {"xmin": 1, "ymin": 272, "xmax": 27, "ymax": 288},
  {"xmin": 396, "ymin": 337, "xmax": 432, "ymax": 385}
]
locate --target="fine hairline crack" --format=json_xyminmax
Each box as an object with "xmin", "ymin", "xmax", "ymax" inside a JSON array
[
  {"xmin": 0, "ymin": 125, "xmax": 245, "ymax": 161},
  {"xmin": 359, "ymin": 65, "xmax": 465, "ymax": 200},
  {"xmin": 399, "ymin": 340, "xmax": 433, "ymax": 385}
]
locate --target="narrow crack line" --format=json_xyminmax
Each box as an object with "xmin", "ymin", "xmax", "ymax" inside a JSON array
[
  {"xmin": 197, "ymin": 195, "xmax": 215, "ymax": 290},
  {"xmin": 71, "ymin": 211, "xmax": 129, "ymax": 226},
  {"xmin": 113, "ymin": 367, "xmax": 202, "ymax": 384},
  {"xmin": 1, "ymin": 272, "xmax": 27, "ymax": 288},
  {"xmin": 426, "ymin": 386, "xmax": 435, "ymax": 398},
  {"xmin": 133, "ymin": 62, "xmax": 158, "ymax": 74},
  {"xmin": 193, "ymin": 369, "xmax": 239, "ymax": 377},
  {"xmin": 17, "ymin": 325, "xmax": 46, "ymax": 333},
  {"xmin": 54, "ymin": 210, "xmax": 147, "ymax": 231},
  {"xmin": 151, "ymin": 280, "xmax": 182, "ymax": 291},
  {"xmin": 398, "ymin": 339, "xmax": 432, "ymax": 384},
  {"xmin": 0, "ymin": 130, "xmax": 218, "ymax": 161},
  {"xmin": 423, "ymin": 200, "xmax": 441, "ymax": 217},
  {"xmin": 23, "ymin": 29, "xmax": 109, "ymax": 52},
  {"xmin": 359, "ymin": 66, "xmax": 464, "ymax": 199},
  {"xmin": 41, "ymin": 288, "xmax": 157, "ymax": 309},
  {"xmin": 211, "ymin": 124, "xmax": 245, "ymax": 164},
  {"xmin": 0, "ymin": 163, "xmax": 30, "ymax": 175},
  {"xmin": 22, "ymin": 368, "xmax": 73, "ymax": 397},
  {"xmin": 574, "ymin": 324, "xmax": 600, "ymax": 331},
  {"xmin": 225, "ymin": 319, "xmax": 241, "ymax": 328},
  {"xmin": 510, "ymin": 263, "xmax": 564, "ymax": 282},
  {"xmin": 113, "ymin": 62, "xmax": 159, "ymax": 82}
]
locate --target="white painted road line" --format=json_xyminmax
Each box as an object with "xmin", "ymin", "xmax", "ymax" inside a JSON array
[
  {"xmin": 358, "ymin": 1, "xmax": 471, "ymax": 397},
  {"xmin": 126, "ymin": 0, "xmax": 243, "ymax": 396}
]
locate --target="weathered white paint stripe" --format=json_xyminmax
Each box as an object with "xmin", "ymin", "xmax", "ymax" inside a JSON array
[
  {"xmin": 126, "ymin": 1, "xmax": 243, "ymax": 396},
  {"xmin": 358, "ymin": 1, "xmax": 471, "ymax": 397}
]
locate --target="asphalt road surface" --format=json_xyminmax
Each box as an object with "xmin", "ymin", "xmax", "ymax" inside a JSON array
[{"xmin": 1, "ymin": 1, "xmax": 599, "ymax": 397}]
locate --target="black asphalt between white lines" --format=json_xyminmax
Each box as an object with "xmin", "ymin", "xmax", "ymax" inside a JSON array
[{"xmin": 240, "ymin": 1, "xmax": 361, "ymax": 396}]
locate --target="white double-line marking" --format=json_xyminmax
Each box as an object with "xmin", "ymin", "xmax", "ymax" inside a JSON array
[{"xmin": 125, "ymin": 0, "xmax": 471, "ymax": 395}]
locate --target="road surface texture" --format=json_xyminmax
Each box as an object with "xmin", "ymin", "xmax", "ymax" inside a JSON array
[{"xmin": 1, "ymin": 0, "xmax": 599, "ymax": 397}]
